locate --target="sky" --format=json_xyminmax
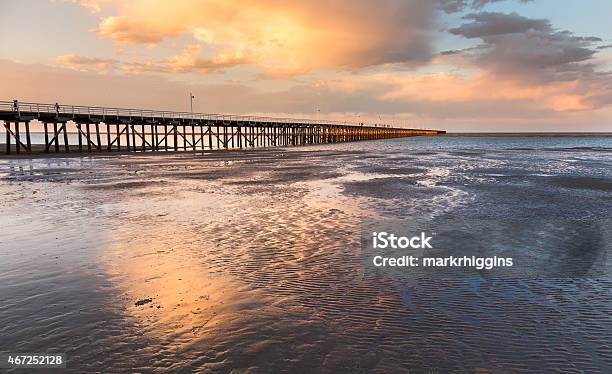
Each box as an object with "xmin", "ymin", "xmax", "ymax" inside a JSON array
[{"xmin": 1, "ymin": 0, "xmax": 611, "ymax": 131}]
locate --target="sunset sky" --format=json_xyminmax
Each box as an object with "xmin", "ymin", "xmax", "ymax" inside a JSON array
[{"xmin": 1, "ymin": 0, "xmax": 611, "ymax": 131}]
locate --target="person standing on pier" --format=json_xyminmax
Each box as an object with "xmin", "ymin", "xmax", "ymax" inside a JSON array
[
  {"xmin": 13, "ymin": 100, "xmax": 18, "ymax": 112},
  {"xmin": 55, "ymin": 102, "xmax": 60, "ymax": 117}
]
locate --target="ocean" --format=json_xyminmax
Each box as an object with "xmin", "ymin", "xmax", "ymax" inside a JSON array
[{"xmin": 0, "ymin": 136, "xmax": 610, "ymax": 372}]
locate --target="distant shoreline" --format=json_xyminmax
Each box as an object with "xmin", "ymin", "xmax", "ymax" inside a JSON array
[{"xmin": 442, "ymin": 132, "xmax": 612, "ymax": 138}]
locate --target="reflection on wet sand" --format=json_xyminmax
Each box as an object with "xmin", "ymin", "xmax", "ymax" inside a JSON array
[
  {"xmin": 105, "ymin": 223, "xmax": 241, "ymax": 346},
  {"xmin": 95, "ymin": 177, "xmax": 285, "ymax": 362}
]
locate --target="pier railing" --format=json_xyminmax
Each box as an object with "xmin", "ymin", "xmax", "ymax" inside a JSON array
[
  {"xmin": 0, "ymin": 100, "xmax": 401, "ymax": 127},
  {"xmin": 0, "ymin": 100, "xmax": 445, "ymax": 155}
]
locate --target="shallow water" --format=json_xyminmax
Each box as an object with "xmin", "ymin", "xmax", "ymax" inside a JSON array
[{"xmin": 0, "ymin": 137, "xmax": 611, "ymax": 372}]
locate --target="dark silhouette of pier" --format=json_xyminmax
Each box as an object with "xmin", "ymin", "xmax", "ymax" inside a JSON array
[{"xmin": 0, "ymin": 100, "xmax": 445, "ymax": 155}]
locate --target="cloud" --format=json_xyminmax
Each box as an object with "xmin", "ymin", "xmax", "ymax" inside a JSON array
[
  {"xmin": 445, "ymin": 11, "xmax": 612, "ymax": 110},
  {"xmin": 90, "ymin": 0, "xmax": 437, "ymax": 75},
  {"xmin": 54, "ymin": 54, "xmax": 118, "ymax": 65},
  {"xmin": 379, "ymin": 71, "xmax": 599, "ymax": 111},
  {"xmin": 449, "ymin": 12, "xmax": 605, "ymax": 81},
  {"xmin": 53, "ymin": 54, "xmax": 119, "ymax": 70},
  {"xmin": 97, "ymin": 15, "xmax": 184, "ymax": 44},
  {"xmin": 438, "ymin": 0, "xmax": 533, "ymax": 14},
  {"xmin": 449, "ymin": 12, "xmax": 550, "ymax": 38},
  {"xmin": 54, "ymin": 47, "xmax": 251, "ymax": 74},
  {"xmin": 76, "ymin": 0, "xmax": 542, "ymax": 77},
  {"xmin": 164, "ymin": 54, "xmax": 250, "ymax": 74}
]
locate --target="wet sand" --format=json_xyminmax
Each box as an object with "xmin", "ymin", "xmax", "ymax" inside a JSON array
[{"xmin": 1, "ymin": 137, "xmax": 611, "ymax": 372}]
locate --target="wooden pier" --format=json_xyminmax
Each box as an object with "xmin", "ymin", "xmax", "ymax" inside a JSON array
[{"xmin": 0, "ymin": 100, "xmax": 444, "ymax": 155}]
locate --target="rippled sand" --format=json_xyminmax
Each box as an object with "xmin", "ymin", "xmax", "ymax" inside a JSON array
[{"xmin": 1, "ymin": 137, "xmax": 611, "ymax": 372}]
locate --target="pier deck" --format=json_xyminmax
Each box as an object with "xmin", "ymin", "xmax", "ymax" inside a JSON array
[{"xmin": 0, "ymin": 100, "xmax": 444, "ymax": 155}]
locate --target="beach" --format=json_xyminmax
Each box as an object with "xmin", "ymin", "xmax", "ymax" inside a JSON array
[{"xmin": 1, "ymin": 136, "xmax": 611, "ymax": 372}]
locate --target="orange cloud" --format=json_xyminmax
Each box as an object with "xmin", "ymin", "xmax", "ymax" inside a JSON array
[
  {"xmin": 53, "ymin": 54, "xmax": 119, "ymax": 71},
  {"xmin": 54, "ymin": 46, "xmax": 250, "ymax": 74},
  {"xmin": 377, "ymin": 71, "xmax": 606, "ymax": 112},
  {"xmin": 98, "ymin": 14, "xmax": 184, "ymax": 44},
  {"xmin": 91, "ymin": 0, "xmax": 435, "ymax": 75},
  {"xmin": 162, "ymin": 51, "xmax": 249, "ymax": 74}
]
